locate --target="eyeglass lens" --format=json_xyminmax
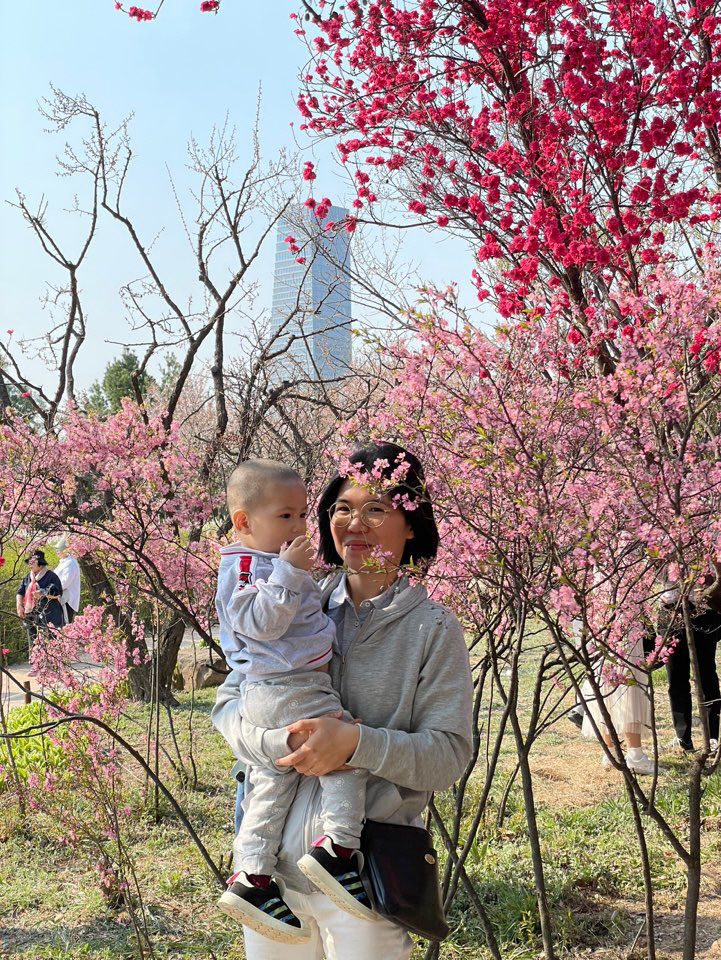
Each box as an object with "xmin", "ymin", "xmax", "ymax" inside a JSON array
[{"xmin": 329, "ymin": 503, "xmax": 388, "ymax": 527}]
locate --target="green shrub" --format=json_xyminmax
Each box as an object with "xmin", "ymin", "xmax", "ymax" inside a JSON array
[
  {"xmin": 0, "ymin": 543, "xmax": 33, "ymax": 663},
  {"xmin": 0, "ymin": 700, "xmax": 68, "ymax": 792}
]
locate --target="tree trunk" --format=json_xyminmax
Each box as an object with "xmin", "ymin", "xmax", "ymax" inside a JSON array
[
  {"xmin": 126, "ymin": 617, "xmax": 184, "ymax": 704},
  {"xmin": 624, "ymin": 780, "xmax": 656, "ymax": 960},
  {"xmin": 683, "ymin": 759, "xmax": 703, "ymax": 960},
  {"xmin": 681, "ymin": 599, "xmax": 707, "ymax": 960},
  {"xmin": 507, "ymin": 698, "xmax": 556, "ymax": 960}
]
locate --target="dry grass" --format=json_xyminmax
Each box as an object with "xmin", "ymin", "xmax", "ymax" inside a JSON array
[{"xmin": 1, "ymin": 670, "xmax": 720, "ymax": 959}]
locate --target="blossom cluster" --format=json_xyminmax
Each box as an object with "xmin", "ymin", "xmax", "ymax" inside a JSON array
[
  {"xmin": 341, "ymin": 261, "xmax": 721, "ymax": 692},
  {"xmin": 30, "ymin": 605, "xmax": 141, "ymax": 718},
  {"xmin": 294, "ymin": 0, "xmax": 721, "ymax": 320},
  {"xmin": 113, "ymin": 0, "xmax": 219, "ymax": 18},
  {"xmin": 0, "ymin": 398, "xmax": 220, "ymax": 647},
  {"xmin": 123, "ymin": 5, "xmax": 154, "ymax": 20}
]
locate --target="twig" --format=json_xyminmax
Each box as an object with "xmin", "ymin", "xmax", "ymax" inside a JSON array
[{"xmin": 627, "ymin": 916, "xmax": 647, "ymax": 957}]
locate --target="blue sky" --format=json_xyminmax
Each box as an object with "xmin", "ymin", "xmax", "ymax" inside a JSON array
[{"xmin": 0, "ymin": 0, "xmax": 477, "ymax": 393}]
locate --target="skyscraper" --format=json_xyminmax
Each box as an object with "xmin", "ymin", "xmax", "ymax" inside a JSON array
[{"xmin": 270, "ymin": 204, "xmax": 352, "ymax": 380}]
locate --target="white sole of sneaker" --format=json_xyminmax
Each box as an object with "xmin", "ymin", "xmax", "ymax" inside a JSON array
[
  {"xmin": 627, "ymin": 763, "xmax": 655, "ymax": 776},
  {"xmin": 297, "ymin": 854, "xmax": 377, "ymax": 922},
  {"xmin": 218, "ymin": 890, "xmax": 311, "ymax": 943}
]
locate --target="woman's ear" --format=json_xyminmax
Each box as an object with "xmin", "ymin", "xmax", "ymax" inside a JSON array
[{"xmin": 232, "ymin": 508, "xmax": 250, "ymax": 533}]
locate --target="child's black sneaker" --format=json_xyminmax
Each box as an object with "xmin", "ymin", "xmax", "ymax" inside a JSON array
[
  {"xmin": 218, "ymin": 871, "xmax": 310, "ymax": 943},
  {"xmin": 297, "ymin": 836, "xmax": 375, "ymax": 921}
]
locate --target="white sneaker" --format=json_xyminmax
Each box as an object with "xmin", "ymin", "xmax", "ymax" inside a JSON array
[
  {"xmin": 663, "ymin": 736, "xmax": 692, "ymax": 753},
  {"xmin": 601, "ymin": 749, "xmax": 621, "ymax": 770},
  {"xmin": 626, "ymin": 752, "xmax": 655, "ymax": 775},
  {"xmin": 709, "ymin": 738, "xmax": 719, "ymax": 753}
]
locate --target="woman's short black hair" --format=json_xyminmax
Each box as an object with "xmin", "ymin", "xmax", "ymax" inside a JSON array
[
  {"xmin": 26, "ymin": 549, "xmax": 48, "ymax": 566},
  {"xmin": 317, "ymin": 441, "xmax": 439, "ymax": 569}
]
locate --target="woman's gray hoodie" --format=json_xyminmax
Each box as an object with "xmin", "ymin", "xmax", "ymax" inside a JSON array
[{"xmin": 211, "ymin": 572, "xmax": 473, "ymax": 893}]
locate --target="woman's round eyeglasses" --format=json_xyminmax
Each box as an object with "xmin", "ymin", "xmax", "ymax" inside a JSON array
[{"xmin": 328, "ymin": 501, "xmax": 390, "ymax": 528}]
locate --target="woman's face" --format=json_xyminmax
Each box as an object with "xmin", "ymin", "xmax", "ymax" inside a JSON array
[{"xmin": 330, "ymin": 479, "xmax": 414, "ymax": 574}]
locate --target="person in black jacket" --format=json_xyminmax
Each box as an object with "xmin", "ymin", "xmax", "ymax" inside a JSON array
[
  {"xmin": 16, "ymin": 549, "xmax": 64, "ymax": 654},
  {"xmin": 658, "ymin": 565, "xmax": 721, "ymax": 753}
]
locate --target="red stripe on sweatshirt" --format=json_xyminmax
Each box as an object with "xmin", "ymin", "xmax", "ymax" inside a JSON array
[{"xmin": 306, "ymin": 645, "xmax": 333, "ymax": 665}]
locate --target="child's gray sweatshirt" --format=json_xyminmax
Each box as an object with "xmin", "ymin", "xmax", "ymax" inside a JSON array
[{"xmin": 215, "ymin": 544, "xmax": 334, "ymax": 682}]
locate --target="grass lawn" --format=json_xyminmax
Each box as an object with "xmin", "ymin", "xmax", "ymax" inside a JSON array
[{"xmin": 1, "ymin": 661, "xmax": 720, "ymax": 959}]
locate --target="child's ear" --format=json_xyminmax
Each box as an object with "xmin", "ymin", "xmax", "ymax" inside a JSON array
[{"xmin": 232, "ymin": 508, "xmax": 250, "ymax": 533}]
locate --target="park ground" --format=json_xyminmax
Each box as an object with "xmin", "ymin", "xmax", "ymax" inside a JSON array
[{"xmin": 1, "ymin": 657, "xmax": 720, "ymax": 960}]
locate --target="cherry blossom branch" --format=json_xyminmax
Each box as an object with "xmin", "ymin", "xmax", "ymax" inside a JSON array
[{"xmin": 0, "ymin": 665, "xmax": 226, "ymax": 887}]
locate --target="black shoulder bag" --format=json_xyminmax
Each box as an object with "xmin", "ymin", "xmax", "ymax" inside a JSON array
[{"xmin": 360, "ymin": 819, "xmax": 450, "ymax": 942}]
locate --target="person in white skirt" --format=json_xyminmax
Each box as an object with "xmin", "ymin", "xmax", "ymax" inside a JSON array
[{"xmin": 580, "ymin": 632, "xmax": 655, "ymax": 775}]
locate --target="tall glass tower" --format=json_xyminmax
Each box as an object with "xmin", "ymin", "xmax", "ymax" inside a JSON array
[{"xmin": 270, "ymin": 204, "xmax": 352, "ymax": 380}]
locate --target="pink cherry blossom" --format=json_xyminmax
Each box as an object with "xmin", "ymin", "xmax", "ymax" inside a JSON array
[{"xmin": 127, "ymin": 5, "xmax": 153, "ymax": 21}]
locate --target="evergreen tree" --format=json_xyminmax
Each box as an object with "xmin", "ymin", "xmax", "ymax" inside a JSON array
[{"xmin": 86, "ymin": 350, "xmax": 154, "ymax": 415}]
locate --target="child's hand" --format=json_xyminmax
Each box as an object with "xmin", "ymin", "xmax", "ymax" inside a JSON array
[{"xmin": 280, "ymin": 536, "xmax": 315, "ymax": 571}]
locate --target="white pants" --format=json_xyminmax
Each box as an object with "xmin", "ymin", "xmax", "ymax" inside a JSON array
[{"xmin": 243, "ymin": 887, "xmax": 413, "ymax": 960}]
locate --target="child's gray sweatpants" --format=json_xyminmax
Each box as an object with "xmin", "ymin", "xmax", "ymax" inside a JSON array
[{"xmin": 234, "ymin": 671, "xmax": 367, "ymax": 876}]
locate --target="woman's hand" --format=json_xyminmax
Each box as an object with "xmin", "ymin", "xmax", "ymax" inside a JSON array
[
  {"xmin": 285, "ymin": 708, "xmax": 343, "ymax": 754},
  {"xmin": 276, "ymin": 714, "xmax": 361, "ymax": 777}
]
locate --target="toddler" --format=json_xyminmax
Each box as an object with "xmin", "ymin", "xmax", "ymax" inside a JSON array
[{"xmin": 215, "ymin": 460, "xmax": 372, "ymax": 943}]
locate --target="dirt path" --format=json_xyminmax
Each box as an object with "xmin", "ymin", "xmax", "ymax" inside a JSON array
[
  {"xmin": 0, "ymin": 658, "xmax": 106, "ymax": 709},
  {"xmin": 0, "ymin": 628, "xmax": 204, "ymax": 709}
]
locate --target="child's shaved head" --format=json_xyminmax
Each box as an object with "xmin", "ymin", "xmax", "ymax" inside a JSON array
[{"xmin": 226, "ymin": 460, "xmax": 304, "ymax": 515}]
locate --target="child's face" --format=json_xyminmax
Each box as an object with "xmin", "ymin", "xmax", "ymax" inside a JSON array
[{"xmin": 233, "ymin": 480, "xmax": 308, "ymax": 554}]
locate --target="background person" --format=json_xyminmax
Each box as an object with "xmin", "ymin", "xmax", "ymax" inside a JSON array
[
  {"xmin": 580, "ymin": 633, "xmax": 654, "ymax": 775},
  {"xmin": 54, "ymin": 537, "xmax": 81, "ymax": 624},
  {"xmin": 16, "ymin": 549, "xmax": 64, "ymax": 654},
  {"xmin": 659, "ymin": 563, "xmax": 721, "ymax": 753},
  {"xmin": 212, "ymin": 442, "xmax": 474, "ymax": 960}
]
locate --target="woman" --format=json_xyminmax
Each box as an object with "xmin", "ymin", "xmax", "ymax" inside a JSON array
[
  {"xmin": 580, "ymin": 637, "xmax": 654, "ymax": 775},
  {"xmin": 212, "ymin": 442, "xmax": 474, "ymax": 959},
  {"xmin": 16, "ymin": 549, "xmax": 65, "ymax": 654}
]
